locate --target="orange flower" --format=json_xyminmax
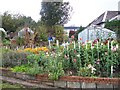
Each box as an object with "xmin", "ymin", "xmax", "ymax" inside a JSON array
[
  {"xmin": 37, "ymin": 47, "xmax": 42, "ymax": 51},
  {"xmin": 24, "ymin": 48, "xmax": 31, "ymax": 51},
  {"xmin": 17, "ymin": 50, "xmax": 23, "ymax": 52},
  {"xmin": 23, "ymin": 47, "xmax": 49, "ymax": 54},
  {"xmin": 44, "ymin": 49, "xmax": 49, "ymax": 52}
]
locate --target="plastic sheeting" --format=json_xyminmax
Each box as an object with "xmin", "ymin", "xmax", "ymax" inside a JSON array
[{"xmin": 78, "ymin": 26, "xmax": 116, "ymax": 42}]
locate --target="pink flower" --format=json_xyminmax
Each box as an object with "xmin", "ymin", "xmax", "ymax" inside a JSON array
[
  {"xmin": 74, "ymin": 50, "xmax": 76, "ymax": 53},
  {"xmin": 64, "ymin": 55, "xmax": 67, "ymax": 59},
  {"xmin": 79, "ymin": 38, "xmax": 82, "ymax": 40},
  {"xmin": 111, "ymin": 46, "xmax": 117, "ymax": 52},
  {"xmin": 71, "ymin": 35, "xmax": 74, "ymax": 39},
  {"xmin": 64, "ymin": 55, "xmax": 69, "ymax": 60},
  {"xmin": 73, "ymin": 59, "xmax": 77, "ymax": 62},
  {"xmin": 93, "ymin": 39, "xmax": 98, "ymax": 44},
  {"xmin": 96, "ymin": 59, "xmax": 100, "ymax": 64},
  {"xmin": 92, "ymin": 43, "xmax": 94, "ymax": 46},
  {"xmin": 82, "ymin": 43, "xmax": 85, "ymax": 47}
]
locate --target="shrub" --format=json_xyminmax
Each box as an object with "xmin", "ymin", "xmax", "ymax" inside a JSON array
[
  {"xmin": 16, "ymin": 37, "xmax": 25, "ymax": 46},
  {"xmin": 11, "ymin": 62, "xmax": 43, "ymax": 75},
  {"xmin": 2, "ymin": 39, "xmax": 11, "ymax": 46},
  {"xmin": 1, "ymin": 49, "xmax": 29, "ymax": 67},
  {"xmin": 61, "ymin": 39, "xmax": 119, "ymax": 77}
]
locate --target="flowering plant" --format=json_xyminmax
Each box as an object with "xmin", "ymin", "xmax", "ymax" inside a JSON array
[{"xmin": 17, "ymin": 47, "xmax": 49, "ymax": 54}]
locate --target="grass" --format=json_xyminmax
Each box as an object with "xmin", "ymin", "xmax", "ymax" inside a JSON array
[{"xmin": 0, "ymin": 81, "xmax": 25, "ymax": 89}]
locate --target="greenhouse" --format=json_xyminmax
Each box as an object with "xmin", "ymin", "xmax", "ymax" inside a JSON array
[{"xmin": 78, "ymin": 25, "xmax": 116, "ymax": 42}]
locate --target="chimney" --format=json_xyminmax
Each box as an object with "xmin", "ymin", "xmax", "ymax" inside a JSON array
[{"xmin": 118, "ymin": 1, "xmax": 120, "ymax": 20}]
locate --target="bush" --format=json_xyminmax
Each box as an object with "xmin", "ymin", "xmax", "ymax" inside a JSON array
[
  {"xmin": 16, "ymin": 37, "xmax": 25, "ymax": 46},
  {"xmin": 2, "ymin": 39, "xmax": 11, "ymax": 46},
  {"xmin": 1, "ymin": 49, "xmax": 29, "ymax": 67},
  {"xmin": 54, "ymin": 25, "xmax": 64, "ymax": 43}
]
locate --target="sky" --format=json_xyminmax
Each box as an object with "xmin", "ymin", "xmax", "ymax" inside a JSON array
[{"xmin": 0, "ymin": 0, "xmax": 119, "ymax": 27}]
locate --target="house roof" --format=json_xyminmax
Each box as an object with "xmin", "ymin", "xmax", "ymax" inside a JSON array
[{"xmin": 88, "ymin": 11, "xmax": 120, "ymax": 26}]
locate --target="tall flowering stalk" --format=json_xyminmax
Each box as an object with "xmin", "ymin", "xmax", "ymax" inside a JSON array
[
  {"xmin": 91, "ymin": 41, "xmax": 94, "ymax": 65},
  {"xmin": 85, "ymin": 41, "xmax": 88, "ymax": 67},
  {"xmin": 106, "ymin": 40, "xmax": 110, "ymax": 76},
  {"xmin": 78, "ymin": 39, "xmax": 82, "ymax": 68},
  {"xmin": 56, "ymin": 40, "xmax": 59, "ymax": 47},
  {"xmin": 74, "ymin": 41, "xmax": 76, "ymax": 49},
  {"xmin": 110, "ymin": 41, "xmax": 113, "ymax": 78},
  {"xmin": 97, "ymin": 40, "xmax": 99, "ymax": 59}
]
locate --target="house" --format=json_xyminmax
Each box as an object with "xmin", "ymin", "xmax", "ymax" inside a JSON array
[
  {"xmin": 87, "ymin": 11, "xmax": 120, "ymax": 27},
  {"xmin": 78, "ymin": 10, "xmax": 120, "ymax": 42},
  {"xmin": 18, "ymin": 27, "xmax": 34, "ymax": 38}
]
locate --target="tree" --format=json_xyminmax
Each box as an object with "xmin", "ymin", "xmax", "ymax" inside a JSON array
[
  {"xmin": 40, "ymin": 1, "xmax": 72, "ymax": 27},
  {"xmin": 74, "ymin": 26, "xmax": 85, "ymax": 41},
  {"xmin": 105, "ymin": 20, "xmax": 120, "ymax": 42},
  {"xmin": 54, "ymin": 25, "xmax": 64, "ymax": 43},
  {"xmin": 36, "ymin": 25, "xmax": 48, "ymax": 42},
  {"xmin": 2, "ymin": 11, "xmax": 16, "ymax": 33},
  {"xmin": 2, "ymin": 11, "xmax": 36, "ymax": 34}
]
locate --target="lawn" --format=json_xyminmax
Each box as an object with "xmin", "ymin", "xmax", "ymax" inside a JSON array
[{"xmin": 0, "ymin": 81, "xmax": 25, "ymax": 89}]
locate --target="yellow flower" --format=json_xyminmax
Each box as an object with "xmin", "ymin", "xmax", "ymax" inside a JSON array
[
  {"xmin": 17, "ymin": 50, "xmax": 23, "ymax": 52},
  {"xmin": 24, "ymin": 48, "xmax": 32, "ymax": 51},
  {"xmin": 23, "ymin": 47, "xmax": 49, "ymax": 54}
]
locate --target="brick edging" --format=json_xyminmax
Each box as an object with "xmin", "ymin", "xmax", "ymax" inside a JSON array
[{"xmin": 1, "ymin": 68, "xmax": 120, "ymax": 85}]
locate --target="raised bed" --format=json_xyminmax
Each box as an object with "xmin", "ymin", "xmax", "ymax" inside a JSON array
[{"xmin": 1, "ymin": 68, "xmax": 120, "ymax": 88}]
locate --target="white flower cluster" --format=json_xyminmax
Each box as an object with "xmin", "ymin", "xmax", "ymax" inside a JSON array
[
  {"xmin": 87, "ymin": 64, "xmax": 96, "ymax": 73},
  {"xmin": 111, "ymin": 44, "xmax": 119, "ymax": 52}
]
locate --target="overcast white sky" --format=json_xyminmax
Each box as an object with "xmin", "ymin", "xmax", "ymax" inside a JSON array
[{"xmin": 0, "ymin": 0, "xmax": 119, "ymax": 27}]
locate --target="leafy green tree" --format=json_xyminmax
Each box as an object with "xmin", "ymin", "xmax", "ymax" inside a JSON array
[
  {"xmin": 33, "ymin": 25, "xmax": 48, "ymax": 46},
  {"xmin": 74, "ymin": 26, "xmax": 85, "ymax": 41},
  {"xmin": 40, "ymin": 1, "xmax": 72, "ymax": 26},
  {"xmin": 36, "ymin": 25, "xmax": 48, "ymax": 42},
  {"xmin": 53, "ymin": 25, "xmax": 64, "ymax": 43},
  {"xmin": 105, "ymin": 20, "xmax": 120, "ymax": 42},
  {"xmin": 40, "ymin": 1, "xmax": 72, "ymax": 42},
  {"xmin": 2, "ymin": 11, "xmax": 16, "ymax": 33},
  {"xmin": 2, "ymin": 11, "xmax": 36, "ymax": 34}
]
